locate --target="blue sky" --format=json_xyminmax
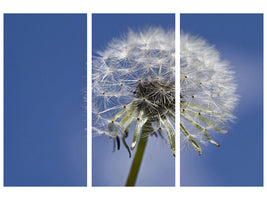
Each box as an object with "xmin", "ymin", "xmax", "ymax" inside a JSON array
[
  {"xmin": 4, "ymin": 13, "xmax": 262, "ymax": 187},
  {"xmin": 4, "ymin": 14, "xmax": 87, "ymax": 186},
  {"xmin": 92, "ymin": 14, "xmax": 175, "ymax": 186},
  {"xmin": 180, "ymin": 14, "xmax": 263, "ymax": 186}
]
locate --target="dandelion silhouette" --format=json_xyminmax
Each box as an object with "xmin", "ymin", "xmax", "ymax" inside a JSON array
[
  {"xmin": 92, "ymin": 27, "xmax": 175, "ymax": 186},
  {"xmin": 180, "ymin": 32, "xmax": 238, "ymax": 155}
]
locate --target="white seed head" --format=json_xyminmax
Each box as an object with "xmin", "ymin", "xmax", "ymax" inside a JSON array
[
  {"xmin": 180, "ymin": 32, "xmax": 238, "ymax": 155},
  {"xmin": 93, "ymin": 27, "xmax": 175, "ymax": 157}
]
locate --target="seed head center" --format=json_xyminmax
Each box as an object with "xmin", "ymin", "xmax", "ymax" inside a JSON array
[{"xmin": 134, "ymin": 79, "xmax": 175, "ymax": 116}]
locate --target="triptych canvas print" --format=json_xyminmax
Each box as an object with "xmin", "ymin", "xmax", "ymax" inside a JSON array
[{"xmin": 3, "ymin": 13, "xmax": 263, "ymax": 187}]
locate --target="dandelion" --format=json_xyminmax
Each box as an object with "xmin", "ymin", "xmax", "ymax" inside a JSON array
[
  {"xmin": 180, "ymin": 32, "xmax": 238, "ymax": 155},
  {"xmin": 92, "ymin": 27, "xmax": 175, "ymax": 186}
]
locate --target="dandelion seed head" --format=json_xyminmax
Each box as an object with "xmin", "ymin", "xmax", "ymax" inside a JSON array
[
  {"xmin": 180, "ymin": 32, "xmax": 238, "ymax": 154},
  {"xmin": 93, "ymin": 27, "xmax": 175, "ymax": 156}
]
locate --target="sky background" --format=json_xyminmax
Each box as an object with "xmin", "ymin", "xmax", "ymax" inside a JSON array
[
  {"xmin": 180, "ymin": 14, "xmax": 263, "ymax": 186},
  {"xmin": 92, "ymin": 14, "xmax": 175, "ymax": 186},
  {"xmin": 4, "ymin": 14, "xmax": 87, "ymax": 186},
  {"xmin": 4, "ymin": 13, "xmax": 262, "ymax": 187}
]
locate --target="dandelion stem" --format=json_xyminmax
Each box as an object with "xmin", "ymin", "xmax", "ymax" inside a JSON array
[{"xmin": 125, "ymin": 121, "xmax": 151, "ymax": 186}]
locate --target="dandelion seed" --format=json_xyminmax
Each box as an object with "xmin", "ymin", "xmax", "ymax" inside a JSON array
[
  {"xmin": 180, "ymin": 32, "xmax": 238, "ymax": 155},
  {"xmin": 92, "ymin": 27, "xmax": 175, "ymax": 157}
]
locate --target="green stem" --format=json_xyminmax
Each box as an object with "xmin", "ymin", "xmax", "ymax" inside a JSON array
[{"xmin": 125, "ymin": 122, "xmax": 150, "ymax": 186}]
